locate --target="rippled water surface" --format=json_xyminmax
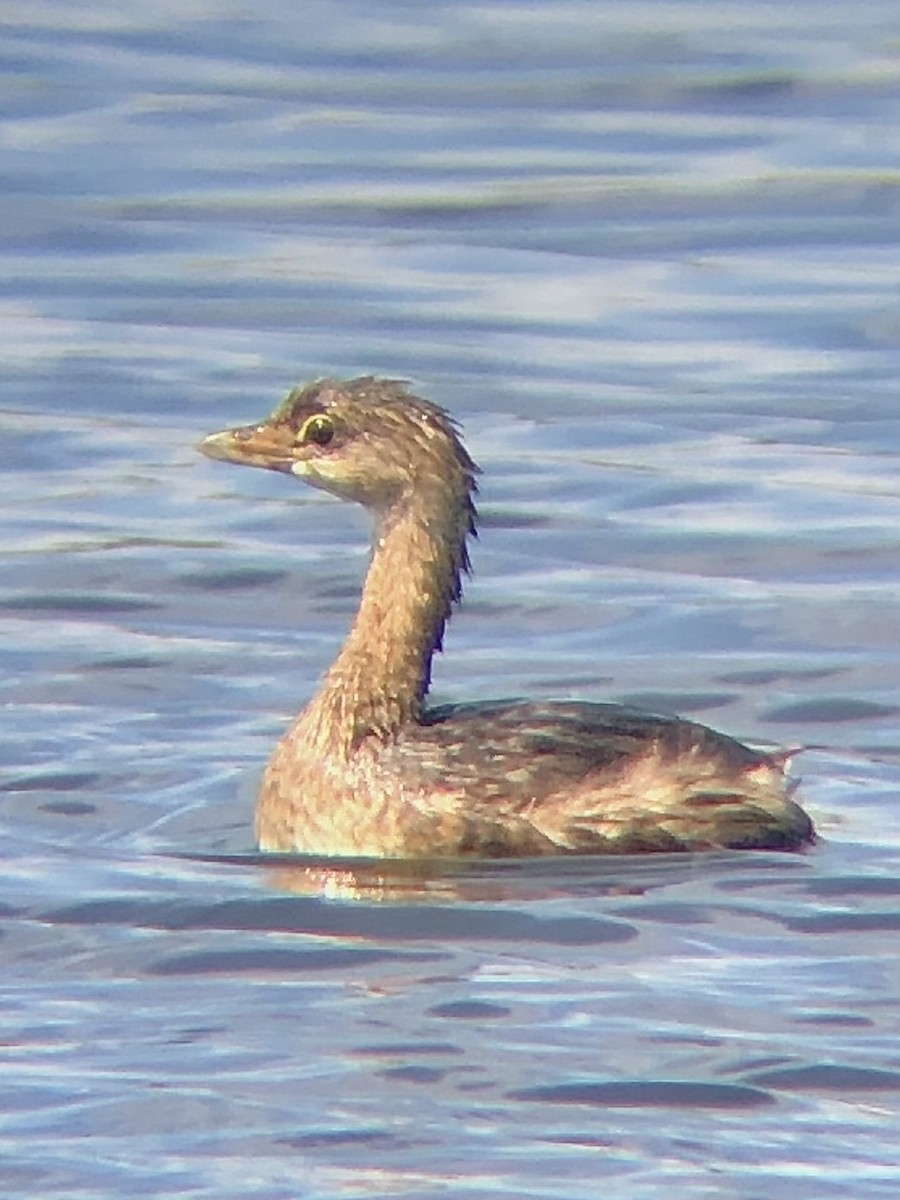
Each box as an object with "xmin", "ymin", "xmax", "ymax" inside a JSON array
[{"xmin": 4, "ymin": 2, "xmax": 900, "ymax": 1195}]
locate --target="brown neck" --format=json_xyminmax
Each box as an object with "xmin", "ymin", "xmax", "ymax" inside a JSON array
[{"xmin": 300, "ymin": 483, "xmax": 471, "ymax": 755}]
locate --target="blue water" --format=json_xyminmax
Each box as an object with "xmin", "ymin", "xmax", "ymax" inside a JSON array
[{"xmin": 3, "ymin": 2, "xmax": 900, "ymax": 1195}]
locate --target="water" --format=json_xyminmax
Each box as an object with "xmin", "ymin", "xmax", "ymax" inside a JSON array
[{"xmin": 3, "ymin": 2, "xmax": 900, "ymax": 1195}]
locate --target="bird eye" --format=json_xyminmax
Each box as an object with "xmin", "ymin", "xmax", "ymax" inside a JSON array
[{"xmin": 298, "ymin": 414, "xmax": 335, "ymax": 447}]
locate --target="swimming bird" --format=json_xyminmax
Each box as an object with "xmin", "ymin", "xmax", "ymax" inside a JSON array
[{"xmin": 199, "ymin": 377, "xmax": 814, "ymax": 858}]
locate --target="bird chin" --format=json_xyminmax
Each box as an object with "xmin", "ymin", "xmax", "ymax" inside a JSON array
[
  {"xmin": 290, "ymin": 460, "xmax": 317, "ymax": 481},
  {"xmin": 290, "ymin": 459, "xmax": 340, "ymax": 493}
]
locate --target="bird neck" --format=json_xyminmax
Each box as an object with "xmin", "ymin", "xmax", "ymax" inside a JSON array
[{"xmin": 301, "ymin": 482, "xmax": 471, "ymax": 756}]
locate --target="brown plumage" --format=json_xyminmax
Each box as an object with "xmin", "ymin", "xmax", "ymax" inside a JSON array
[{"xmin": 199, "ymin": 376, "xmax": 814, "ymax": 858}]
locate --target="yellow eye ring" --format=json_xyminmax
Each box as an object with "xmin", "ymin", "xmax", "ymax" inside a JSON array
[{"xmin": 298, "ymin": 414, "xmax": 335, "ymax": 447}]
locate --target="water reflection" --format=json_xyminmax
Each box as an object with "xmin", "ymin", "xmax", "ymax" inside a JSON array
[
  {"xmin": 199, "ymin": 847, "xmax": 644, "ymax": 899},
  {"xmin": 265, "ymin": 856, "xmax": 510, "ymax": 904},
  {"xmin": 183, "ymin": 845, "xmax": 809, "ymax": 908}
]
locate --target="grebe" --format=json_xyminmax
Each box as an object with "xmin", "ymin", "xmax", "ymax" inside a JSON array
[{"xmin": 199, "ymin": 377, "xmax": 814, "ymax": 858}]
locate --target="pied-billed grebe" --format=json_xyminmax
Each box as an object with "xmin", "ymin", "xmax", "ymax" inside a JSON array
[{"xmin": 199, "ymin": 377, "xmax": 814, "ymax": 858}]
